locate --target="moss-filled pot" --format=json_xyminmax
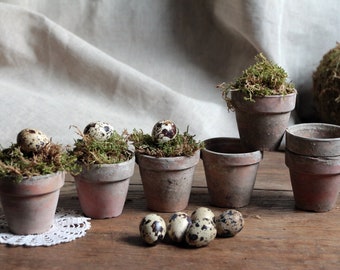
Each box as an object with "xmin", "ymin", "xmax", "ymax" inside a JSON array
[
  {"xmin": 232, "ymin": 89, "xmax": 297, "ymax": 151},
  {"xmin": 0, "ymin": 171, "xmax": 65, "ymax": 235},
  {"xmin": 201, "ymin": 137, "xmax": 262, "ymax": 208},
  {"xmin": 136, "ymin": 151, "xmax": 200, "ymax": 212},
  {"xmin": 74, "ymin": 156, "xmax": 135, "ymax": 219}
]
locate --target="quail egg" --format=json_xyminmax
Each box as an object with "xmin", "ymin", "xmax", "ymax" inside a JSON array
[
  {"xmin": 167, "ymin": 212, "xmax": 192, "ymax": 243},
  {"xmin": 185, "ymin": 218, "xmax": 217, "ymax": 248},
  {"xmin": 151, "ymin": 120, "xmax": 178, "ymax": 144},
  {"xmin": 139, "ymin": 213, "xmax": 167, "ymax": 245},
  {"xmin": 83, "ymin": 121, "xmax": 114, "ymax": 141},
  {"xmin": 215, "ymin": 209, "xmax": 244, "ymax": 238},
  {"xmin": 17, "ymin": 128, "xmax": 50, "ymax": 153},
  {"xmin": 191, "ymin": 207, "xmax": 215, "ymax": 224}
]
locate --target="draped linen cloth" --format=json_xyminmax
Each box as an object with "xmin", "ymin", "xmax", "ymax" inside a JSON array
[{"xmin": 0, "ymin": 0, "xmax": 339, "ymax": 147}]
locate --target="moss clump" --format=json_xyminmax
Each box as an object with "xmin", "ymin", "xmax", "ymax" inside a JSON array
[
  {"xmin": 129, "ymin": 127, "xmax": 203, "ymax": 158},
  {"xmin": 313, "ymin": 43, "xmax": 340, "ymax": 125},
  {"xmin": 218, "ymin": 53, "xmax": 295, "ymax": 110},
  {"xmin": 0, "ymin": 143, "xmax": 78, "ymax": 182},
  {"xmin": 69, "ymin": 127, "xmax": 133, "ymax": 168}
]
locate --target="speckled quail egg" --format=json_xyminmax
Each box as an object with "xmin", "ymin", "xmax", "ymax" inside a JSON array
[
  {"xmin": 151, "ymin": 120, "xmax": 178, "ymax": 144},
  {"xmin": 215, "ymin": 209, "xmax": 244, "ymax": 238},
  {"xmin": 167, "ymin": 212, "xmax": 192, "ymax": 243},
  {"xmin": 191, "ymin": 207, "xmax": 216, "ymax": 224},
  {"xmin": 16, "ymin": 128, "xmax": 50, "ymax": 153},
  {"xmin": 83, "ymin": 121, "xmax": 114, "ymax": 141},
  {"xmin": 139, "ymin": 213, "xmax": 167, "ymax": 245},
  {"xmin": 185, "ymin": 218, "xmax": 217, "ymax": 248}
]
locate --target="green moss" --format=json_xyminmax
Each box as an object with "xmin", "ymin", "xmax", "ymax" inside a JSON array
[
  {"xmin": 218, "ymin": 53, "xmax": 295, "ymax": 110},
  {"xmin": 69, "ymin": 128, "xmax": 133, "ymax": 168},
  {"xmin": 0, "ymin": 143, "xmax": 78, "ymax": 182},
  {"xmin": 313, "ymin": 42, "xmax": 340, "ymax": 125},
  {"xmin": 129, "ymin": 127, "xmax": 203, "ymax": 158}
]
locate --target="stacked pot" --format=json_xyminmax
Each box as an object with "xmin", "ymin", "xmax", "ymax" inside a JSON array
[{"xmin": 285, "ymin": 123, "xmax": 340, "ymax": 212}]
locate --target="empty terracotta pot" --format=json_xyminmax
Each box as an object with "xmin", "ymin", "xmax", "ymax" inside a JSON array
[
  {"xmin": 0, "ymin": 171, "xmax": 65, "ymax": 235},
  {"xmin": 201, "ymin": 137, "xmax": 262, "ymax": 208},
  {"xmin": 285, "ymin": 123, "xmax": 340, "ymax": 212},
  {"xmin": 286, "ymin": 123, "xmax": 340, "ymax": 157},
  {"xmin": 136, "ymin": 151, "xmax": 200, "ymax": 212},
  {"xmin": 285, "ymin": 150, "xmax": 340, "ymax": 212},
  {"xmin": 74, "ymin": 156, "xmax": 135, "ymax": 219},
  {"xmin": 231, "ymin": 90, "xmax": 297, "ymax": 151}
]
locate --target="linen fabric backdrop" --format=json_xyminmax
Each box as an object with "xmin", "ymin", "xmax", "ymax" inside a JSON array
[{"xmin": 0, "ymin": 0, "xmax": 339, "ymax": 148}]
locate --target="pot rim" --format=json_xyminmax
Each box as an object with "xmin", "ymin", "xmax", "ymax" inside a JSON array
[
  {"xmin": 286, "ymin": 123, "xmax": 340, "ymax": 142},
  {"xmin": 202, "ymin": 137, "xmax": 262, "ymax": 159}
]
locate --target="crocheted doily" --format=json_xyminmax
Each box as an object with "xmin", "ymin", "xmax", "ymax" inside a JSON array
[{"xmin": 0, "ymin": 208, "xmax": 91, "ymax": 247}]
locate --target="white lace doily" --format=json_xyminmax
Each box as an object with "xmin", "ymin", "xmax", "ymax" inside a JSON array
[{"xmin": 0, "ymin": 208, "xmax": 91, "ymax": 247}]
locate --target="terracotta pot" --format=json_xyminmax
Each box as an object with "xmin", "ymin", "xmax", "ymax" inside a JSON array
[
  {"xmin": 231, "ymin": 90, "xmax": 297, "ymax": 151},
  {"xmin": 285, "ymin": 149, "xmax": 340, "ymax": 212},
  {"xmin": 0, "ymin": 171, "xmax": 65, "ymax": 235},
  {"xmin": 136, "ymin": 151, "xmax": 200, "ymax": 212},
  {"xmin": 286, "ymin": 123, "xmax": 340, "ymax": 157},
  {"xmin": 201, "ymin": 137, "xmax": 262, "ymax": 208},
  {"xmin": 74, "ymin": 156, "xmax": 135, "ymax": 219}
]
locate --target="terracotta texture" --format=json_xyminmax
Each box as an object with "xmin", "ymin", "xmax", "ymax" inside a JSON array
[
  {"xmin": 231, "ymin": 90, "xmax": 297, "ymax": 151},
  {"xmin": 201, "ymin": 137, "xmax": 262, "ymax": 208},
  {"xmin": 0, "ymin": 171, "xmax": 65, "ymax": 235},
  {"xmin": 74, "ymin": 156, "xmax": 135, "ymax": 219},
  {"xmin": 286, "ymin": 123, "xmax": 340, "ymax": 157},
  {"xmin": 285, "ymin": 150, "xmax": 340, "ymax": 212},
  {"xmin": 136, "ymin": 151, "xmax": 200, "ymax": 212}
]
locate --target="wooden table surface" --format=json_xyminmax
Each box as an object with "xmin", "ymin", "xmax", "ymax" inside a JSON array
[{"xmin": 0, "ymin": 151, "xmax": 339, "ymax": 270}]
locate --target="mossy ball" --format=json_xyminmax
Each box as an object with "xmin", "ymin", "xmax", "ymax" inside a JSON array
[{"xmin": 313, "ymin": 43, "xmax": 340, "ymax": 125}]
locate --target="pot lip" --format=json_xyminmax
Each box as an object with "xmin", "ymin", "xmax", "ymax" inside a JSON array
[
  {"xmin": 286, "ymin": 123, "xmax": 340, "ymax": 142},
  {"xmin": 81, "ymin": 155, "xmax": 136, "ymax": 169},
  {"xmin": 232, "ymin": 88, "xmax": 297, "ymax": 99},
  {"xmin": 135, "ymin": 150, "xmax": 200, "ymax": 160},
  {"xmin": 0, "ymin": 170, "xmax": 65, "ymax": 182},
  {"xmin": 201, "ymin": 137, "xmax": 263, "ymax": 159}
]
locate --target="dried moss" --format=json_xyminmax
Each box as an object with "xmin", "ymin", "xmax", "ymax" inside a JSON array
[
  {"xmin": 129, "ymin": 127, "xmax": 203, "ymax": 158},
  {"xmin": 0, "ymin": 143, "xmax": 78, "ymax": 182},
  {"xmin": 218, "ymin": 53, "xmax": 295, "ymax": 110},
  {"xmin": 69, "ymin": 127, "xmax": 133, "ymax": 168},
  {"xmin": 313, "ymin": 42, "xmax": 340, "ymax": 125}
]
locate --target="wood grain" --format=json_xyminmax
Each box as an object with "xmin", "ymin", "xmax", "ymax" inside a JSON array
[{"xmin": 0, "ymin": 151, "xmax": 339, "ymax": 270}]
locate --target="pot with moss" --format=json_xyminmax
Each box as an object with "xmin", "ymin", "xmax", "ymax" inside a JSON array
[
  {"xmin": 130, "ymin": 120, "xmax": 203, "ymax": 212},
  {"xmin": 0, "ymin": 128, "xmax": 75, "ymax": 235},
  {"xmin": 70, "ymin": 121, "xmax": 135, "ymax": 219},
  {"xmin": 218, "ymin": 53, "xmax": 297, "ymax": 151}
]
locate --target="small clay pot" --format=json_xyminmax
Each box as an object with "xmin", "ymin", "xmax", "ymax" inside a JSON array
[
  {"xmin": 201, "ymin": 137, "xmax": 262, "ymax": 208},
  {"xmin": 0, "ymin": 171, "xmax": 65, "ymax": 235},
  {"xmin": 285, "ymin": 149, "xmax": 340, "ymax": 212},
  {"xmin": 136, "ymin": 151, "xmax": 200, "ymax": 212},
  {"xmin": 74, "ymin": 156, "xmax": 135, "ymax": 219},
  {"xmin": 231, "ymin": 90, "xmax": 297, "ymax": 151},
  {"xmin": 286, "ymin": 123, "xmax": 340, "ymax": 157}
]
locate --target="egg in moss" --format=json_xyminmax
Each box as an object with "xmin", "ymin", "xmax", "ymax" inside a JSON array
[
  {"xmin": 17, "ymin": 128, "xmax": 50, "ymax": 153},
  {"xmin": 151, "ymin": 120, "xmax": 178, "ymax": 144}
]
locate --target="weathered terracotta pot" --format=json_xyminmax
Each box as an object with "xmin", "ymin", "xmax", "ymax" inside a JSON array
[
  {"xmin": 285, "ymin": 150, "xmax": 340, "ymax": 212},
  {"xmin": 136, "ymin": 151, "xmax": 200, "ymax": 212},
  {"xmin": 0, "ymin": 171, "xmax": 65, "ymax": 235},
  {"xmin": 231, "ymin": 90, "xmax": 297, "ymax": 151},
  {"xmin": 286, "ymin": 123, "xmax": 340, "ymax": 157},
  {"xmin": 74, "ymin": 156, "xmax": 135, "ymax": 219},
  {"xmin": 201, "ymin": 137, "xmax": 262, "ymax": 208}
]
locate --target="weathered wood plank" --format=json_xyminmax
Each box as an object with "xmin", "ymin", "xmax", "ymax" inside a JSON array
[{"xmin": 0, "ymin": 151, "xmax": 339, "ymax": 270}]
